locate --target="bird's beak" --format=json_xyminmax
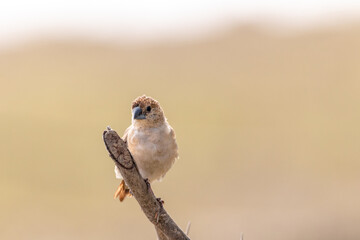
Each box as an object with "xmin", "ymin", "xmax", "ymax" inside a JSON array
[{"xmin": 133, "ymin": 106, "xmax": 146, "ymax": 120}]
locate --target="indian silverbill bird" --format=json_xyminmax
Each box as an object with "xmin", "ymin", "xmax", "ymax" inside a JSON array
[{"xmin": 114, "ymin": 95, "xmax": 179, "ymax": 201}]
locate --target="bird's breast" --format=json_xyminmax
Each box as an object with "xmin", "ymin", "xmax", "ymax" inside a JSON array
[{"xmin": 127, "ymin": 125, "xmax": 178, "ymax": 182}]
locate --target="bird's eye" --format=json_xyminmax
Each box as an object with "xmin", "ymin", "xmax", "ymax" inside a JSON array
[{"xmin": 146, "ymin": 106, "xmax": 151, "ymax": 112}]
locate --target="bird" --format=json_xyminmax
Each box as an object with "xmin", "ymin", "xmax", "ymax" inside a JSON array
[{"xmin": 113, "ymin": 95, "xmax": 179, "ymax": 201}]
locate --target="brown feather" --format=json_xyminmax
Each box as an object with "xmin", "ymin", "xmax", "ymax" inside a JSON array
[{"xmin": 114, "ymin": 180, "xmax": 132, "ymax": 202}]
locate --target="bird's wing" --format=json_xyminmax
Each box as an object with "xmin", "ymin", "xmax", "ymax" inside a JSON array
[{"xmin": 122, "ymin": 125, "xmax": 131, "ymax": 146}]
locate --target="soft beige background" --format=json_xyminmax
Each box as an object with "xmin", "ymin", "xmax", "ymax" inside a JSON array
[{"xmin": 1, "ymin": 23, "xmax": 360, "ymax": 239}]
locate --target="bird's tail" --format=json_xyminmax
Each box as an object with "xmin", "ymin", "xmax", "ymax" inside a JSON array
[{"xmin": 114, "ymin": 180, "xmax": 132, "ymax": 202}]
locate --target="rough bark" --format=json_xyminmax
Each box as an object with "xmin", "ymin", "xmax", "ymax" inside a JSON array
[{"xmin": 103, "ymin": 127, "xmax": 190, "ymax": 240}]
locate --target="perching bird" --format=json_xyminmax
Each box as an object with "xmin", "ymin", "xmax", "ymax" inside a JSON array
[{"xmin": 114, "ymin": 95, "xmax": 178, "ymax": 201}]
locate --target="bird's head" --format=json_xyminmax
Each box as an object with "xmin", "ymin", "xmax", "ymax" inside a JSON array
[{"xmin": 131, "ymin": 95, "xmax": 165, "ymax": 128}]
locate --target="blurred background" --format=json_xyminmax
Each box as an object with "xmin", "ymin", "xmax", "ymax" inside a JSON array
[{"xmin": 1, "ymin": 1, "xmax": 360, "ymax": 239}]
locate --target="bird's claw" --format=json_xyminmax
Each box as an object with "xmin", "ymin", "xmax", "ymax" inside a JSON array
[
  {"xmin": 156, "ymin": 197, "xmax": 165, "ymax": 206},
  {"xmin": 144, "ymin": 178, "xmax": 151, "ymax": 190}
]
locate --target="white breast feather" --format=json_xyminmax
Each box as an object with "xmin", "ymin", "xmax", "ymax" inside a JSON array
[{"xmin": 127, "ymin": 123, "xmax": 178, "ymax": 182}]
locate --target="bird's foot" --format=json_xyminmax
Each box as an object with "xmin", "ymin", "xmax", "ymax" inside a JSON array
[
  {"xmin": 154, "ymin": 198, "xmax": 165, "ymax": 223},
  {"xmin": 144, "ymin": 178, "xmax": 151, "ymax": 190},
  {"xmin": 156, "ymin": 197, "xmax": 165, "ymax": 206}
]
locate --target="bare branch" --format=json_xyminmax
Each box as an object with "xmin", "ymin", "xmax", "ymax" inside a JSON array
[
  {"xmin": 103, "ymin": 127, "xmax": 190, "ymax": 240},
  {"xmin": 156, "ymin": 227, "xmax": 169, "ymax": 240},
  {"xmin": 185, "ymin": 221, "xmax": 191, "ymax": 236}
]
